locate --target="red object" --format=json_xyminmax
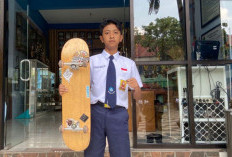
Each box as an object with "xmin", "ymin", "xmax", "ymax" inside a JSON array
[{"xmin": 121, "ymin": 68, "xmax": 127, "ymax": 71}]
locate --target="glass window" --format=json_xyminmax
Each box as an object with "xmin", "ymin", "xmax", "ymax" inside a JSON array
[
  {"xmin": 133, "ymin": 0, "xmax": 186, "ymax": 61},
  {"xmin": 188, "ymin": 0, "xmax": 232, "ymax": 145},
  {"xmin": 189, "ymin": 0, "xmax": 232, "ymax": 61},
  {"xmin": 191, "ymin": 65, "xmax": 230, "ymax": 144},
  {"xmin": 221, "ymin": 1, "xmax": 232, "ymax": 60},
  {"xmin": 129, "ymin": 65, "xmax": 190, "ymax": 144}
]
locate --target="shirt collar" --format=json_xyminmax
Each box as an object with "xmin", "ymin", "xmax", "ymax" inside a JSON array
[{"xmin": 102, "ymin": 49, "xmax": 120, "ymax": 60}]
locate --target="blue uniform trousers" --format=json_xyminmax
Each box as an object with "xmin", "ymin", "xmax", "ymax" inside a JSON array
[{"xmin": 84, "ymin": 103, "xmax": 130, "ymax": 157}]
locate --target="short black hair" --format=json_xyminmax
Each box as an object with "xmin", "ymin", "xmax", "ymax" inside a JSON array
[{"xmin": 99, "ymin": 19, "xmax": 122, "ymax": 35}]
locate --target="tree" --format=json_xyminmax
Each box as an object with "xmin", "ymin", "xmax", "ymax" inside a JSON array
[
  {"xmin": 135, "ymin": 17, "xmax": 184, "ymax": 60},
  {"xmin": 148, "ymin": 0, "xmax": 184, "ymax": 35},
  {"xmin": 134, "ymin": 27, "xmax": 143, "ymax": 44}
]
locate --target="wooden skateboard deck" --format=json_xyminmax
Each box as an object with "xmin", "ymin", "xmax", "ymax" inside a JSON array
[{"xmin": 59, "ymin": 38, "xmax": 90, "ymax": 151}]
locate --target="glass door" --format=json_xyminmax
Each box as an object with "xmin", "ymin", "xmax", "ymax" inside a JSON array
[
  {"xmin": 35, "ymin": 61, "xmax": 49, "ymax": 114},
  {"xmin": 20, "ymin": 59, "xmax": 49, "ymax": 117},
  {"xmin": 4, "ymin": 0, "xmax": 30, "ymax": 149}
]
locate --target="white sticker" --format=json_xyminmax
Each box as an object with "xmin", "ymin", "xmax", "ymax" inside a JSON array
[{"xmin": 63, "ymin": 69, "xmax": 73, "ymax": 82}]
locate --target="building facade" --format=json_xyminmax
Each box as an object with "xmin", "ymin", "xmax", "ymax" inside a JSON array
[{"xmin": 0, "ymin": 0, "xmax": 232, "ymax": 151}]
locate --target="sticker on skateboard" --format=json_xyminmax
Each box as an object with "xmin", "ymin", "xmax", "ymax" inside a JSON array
[
  {"xmin": 63, "ymin": 69, "xmax": 73, "ymax": 82},
  {"xmin": 65, "ymin": 118, "xmax": 88, "ymax": 133}
]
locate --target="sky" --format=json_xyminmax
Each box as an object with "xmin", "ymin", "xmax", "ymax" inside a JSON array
[
  {"xmin": 221, "ymin": 1, "xmax": 232, "ymax": 35},
  {"xmin": 134, "ymin": 0, "xmax": 180, "ymax": 34}
]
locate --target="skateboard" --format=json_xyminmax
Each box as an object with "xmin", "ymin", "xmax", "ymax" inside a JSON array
[{"xmin": 59, "ymin": 38, "xmax": 90, "ymax": 151}]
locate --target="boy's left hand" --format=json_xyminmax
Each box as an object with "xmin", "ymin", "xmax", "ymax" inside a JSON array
[
  {"xmin": 127, "ymin": 78, "xmax": 141, "ymax": 100},
  {"xmin": 127, "ymin": 78, "xmax": 139, "ymax": 89}
]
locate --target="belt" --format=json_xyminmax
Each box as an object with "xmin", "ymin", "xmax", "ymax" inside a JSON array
[{"xmin": 93, "ymin": 101, "xmax": 125, "ymax": 109}]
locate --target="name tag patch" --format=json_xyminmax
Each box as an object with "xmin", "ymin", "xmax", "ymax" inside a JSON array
[{"xmin": 94, "ymin": 65, "xmax": 106, "ymax": 69}]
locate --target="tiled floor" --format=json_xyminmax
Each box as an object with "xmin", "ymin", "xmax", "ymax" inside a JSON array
[
  {"xmin": 6, "ymin": 111, "xmax": 67, "ymax": 151},
  {"xmin": 3, "ymin": 106, "xmax": 215, "ymax": 150},
  {"xmin": 1, "ymin": 111, "xmax": 228, "ymax": 156},
  {"xmin": 5, "ymin": 108, "xmax": 182, "ymax": 151},
  {"xmin": 5, "ymin": 111, "xmax": 133, "ymax": 151}
]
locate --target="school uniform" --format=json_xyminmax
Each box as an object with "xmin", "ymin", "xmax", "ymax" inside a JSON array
[{"xmin": 84, "ymin": 50, "xmax": 142, "ymax": 157}]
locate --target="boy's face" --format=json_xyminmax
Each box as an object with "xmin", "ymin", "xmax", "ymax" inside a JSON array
[{"xmin": 100, "ymin": 23, "xmax": 123, "ymax": 53}]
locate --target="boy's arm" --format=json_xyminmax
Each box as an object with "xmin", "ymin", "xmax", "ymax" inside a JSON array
[
  {"xmin": 127, "ymin": 78, "xmax": 142, "ymax": 100},
  {"xmin": 127, "ymin": 61, "xmax": 143, "ymax": 100},
  {"xmin": 133, "ymin": 86, "xmax": 141, "ymax": 100}
]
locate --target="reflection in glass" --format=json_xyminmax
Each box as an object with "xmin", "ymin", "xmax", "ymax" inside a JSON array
[
  {"xmin": 189, "ymin": 0, "xmax": 232, "ymax": 60},
  {"xmin": 221, "ymin": 1, "xmax": 232, "ymax": 60},
  {"xmin": 191, "ymin": 65, "xmax": 229, "ymax": 144},
  {"xmin": 131, "ymin": 65, "xmax": 189, "ymax": 144},
  {"xmin": 134, "ymin": 0, "xmax": 185, "ymax": 61}
]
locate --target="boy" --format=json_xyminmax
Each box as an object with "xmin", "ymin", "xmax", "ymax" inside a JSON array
[{"xmin": 59, "ymin": 19, "xmax": 142, "ymax": 157}]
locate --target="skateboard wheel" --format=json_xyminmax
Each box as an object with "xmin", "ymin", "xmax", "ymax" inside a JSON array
[
  {"xmin": 83, "ymin": 125, "xmax": 88, "ymax": 133},
  {"xmin": 59, "ymin": 60, "xmax": 64, "ymax": 68},
  {"xmin": 71, "ymin": 124, "xmax": 77, "ymax": 129},
  {"xmin": 71, "ymin": 64, "xmax": 78, "ymax": 70}
]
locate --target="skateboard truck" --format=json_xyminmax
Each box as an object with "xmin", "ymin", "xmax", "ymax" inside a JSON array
[
  {"xmin": 64, "ymin": 119, "xmax": 88, "ymax": 133},
  {"xmin": 59, "ymin": 50, "xmax": 89, "ymax": 70}
]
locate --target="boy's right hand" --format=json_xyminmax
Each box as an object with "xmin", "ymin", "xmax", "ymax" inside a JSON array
[
  {"xmin": 59, "ymin": 84, "xmax": 68, "ymax": 96},
  {"xmin": 59, "ymin": 125, "xmax": 65, "ymax": 133}
]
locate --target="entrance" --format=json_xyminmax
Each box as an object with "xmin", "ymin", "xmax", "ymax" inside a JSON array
[{"xmin": 3, "ymin": 0, "xmax": 130, "ymax": 150}]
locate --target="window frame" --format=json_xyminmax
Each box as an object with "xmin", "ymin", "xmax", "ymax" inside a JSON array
[{"xmin": 130, "ymin": 0, "xmax": 229, "ymax": 148}]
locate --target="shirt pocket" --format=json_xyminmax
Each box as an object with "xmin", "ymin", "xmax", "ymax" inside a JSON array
[
  {"xmin": 119, "ymin": 67, "xmax": 130, "ymax": 80},
  {"xmin": 92, "ymin": 65, "xmax": 107, "ymax": 84},
  {"xmin": 117, "ymin": 67, "xmax": 130, "ymax": 92}
]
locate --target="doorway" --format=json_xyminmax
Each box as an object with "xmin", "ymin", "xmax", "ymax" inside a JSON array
[{"xmin": 3, "ymin": 0, "xmax": 130, "ymax": 150}]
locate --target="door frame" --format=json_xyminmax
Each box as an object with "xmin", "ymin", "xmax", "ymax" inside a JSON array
[{"xmin": 0, "ymin": 0, "xmax": 5, "ymax": 150}]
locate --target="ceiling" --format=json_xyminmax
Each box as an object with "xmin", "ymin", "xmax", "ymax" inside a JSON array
[
  {"xmin": 27, "ymin": 0, "xmax": 130, "ymax": 24},
  {"xmin": 29, "ymin": 0, "xmax": 129, "ymax": 10},
  {"xmin": 39, "ymin": 7, "xmax": 130, "ymax": 24}
]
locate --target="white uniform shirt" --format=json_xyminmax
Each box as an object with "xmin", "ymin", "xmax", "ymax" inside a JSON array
[{"xmin": 90, "ymin": 50, "xmax": 143, "ymax": 109}]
